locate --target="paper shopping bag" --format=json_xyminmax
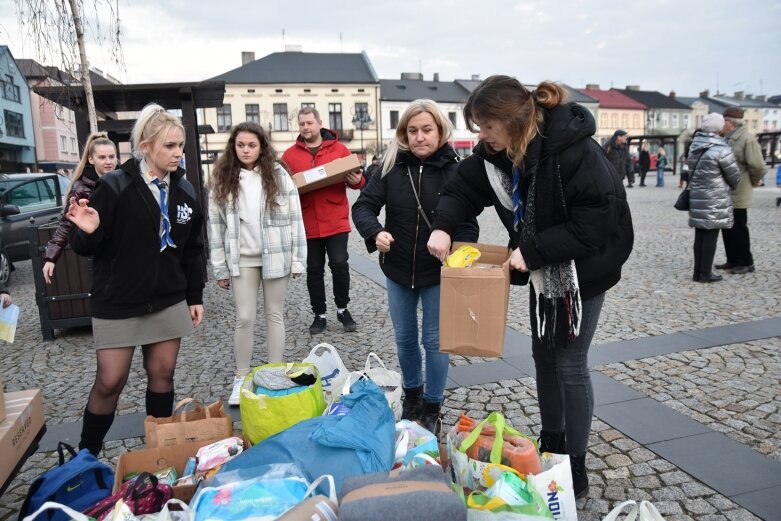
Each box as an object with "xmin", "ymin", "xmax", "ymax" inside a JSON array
[{"xmin": 144, "ymin": 398, "xmax": 233, "ymax": 448}]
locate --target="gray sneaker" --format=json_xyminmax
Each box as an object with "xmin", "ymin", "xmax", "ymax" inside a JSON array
[{"xmin": 337, "ymin": 309, "xmax": 356, "ymax": 332}]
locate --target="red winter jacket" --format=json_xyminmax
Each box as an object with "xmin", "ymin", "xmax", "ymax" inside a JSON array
[{"xmin": 282, "ymin": 129, "xmax": 365, "ymax": 239}]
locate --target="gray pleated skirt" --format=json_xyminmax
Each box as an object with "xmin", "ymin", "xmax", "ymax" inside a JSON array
[{"xmin": 92, "ymin": 300, "xmax": 194, "ymax": 349}]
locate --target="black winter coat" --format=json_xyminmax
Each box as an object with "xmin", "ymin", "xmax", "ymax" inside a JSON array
[
  {"xmin": 432, "ymin": 104, "xmax": 634, "ymax": 299},
  {"xmin": 352, "ymin": 144, "xmax": 479, "ymax": 288},
  {"xmin": 70, "ymin": 158, "xmax": 206, "ymax": 319}
]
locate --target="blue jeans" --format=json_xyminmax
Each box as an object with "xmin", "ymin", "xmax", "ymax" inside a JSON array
[
  {"xmin": 656, "ymin": 168, "xmax": 665, "ymax": 187},
  {"xmin": 531, "ymin": 292, "xmax": 605, "ymax": 456},
  {"xmin": 386, "ymin": 278, "xmax": 449, "ymax": 403}
]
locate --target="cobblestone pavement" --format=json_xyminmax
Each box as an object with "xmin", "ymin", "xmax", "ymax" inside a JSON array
[{"xmin": 1, "ymin": 174, "xmax": 779, "ymax": 520}]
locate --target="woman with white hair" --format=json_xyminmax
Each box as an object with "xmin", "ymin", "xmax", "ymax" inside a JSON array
[
  {"xmin": 351, "ymin": 99, "xmax": 478, "ymax": 435},
  {"xmin": 686, "ymin": 112, "xmax": 741, "ymax": 282},
  {"xmin": 67, "ymin": 103, "xmax": 206, "ymax": 455}
]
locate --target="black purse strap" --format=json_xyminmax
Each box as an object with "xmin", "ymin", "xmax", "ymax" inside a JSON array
[
  {"xmin": 56, "ymin": 442, "xmax": 78, "ymax": 465},
  {"xmin": 406, "ymin": 166, "xmax": 432, "ymax": 229},
  {"xmin": 684, "ymin": 146, "xmax": 709, "ymax": 188}
]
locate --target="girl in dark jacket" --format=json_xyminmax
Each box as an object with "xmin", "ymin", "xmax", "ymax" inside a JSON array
[
  {"xmin": 42, "ymin": 132, "xmax": 117, "ymax": 284},
  {"xmin": 352, "ymin": 99, "xmax": 478, "ymax": 435},
  {"xmin": 427, "ymin": 76, "xmax": 633, "ymax": 497},
  {"xmin": 686, "ymin": 113, "xmax": 741, "ymax": 282},
  {"xmin": 67, "ymin": 103, "xmax": 206, "ymax": 456}
]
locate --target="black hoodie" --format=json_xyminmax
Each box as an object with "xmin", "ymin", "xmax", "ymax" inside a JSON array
[
  {"xmin": 352, "ymin": 144, "xmax": 479, "ymax": 288},
  {"xmin": 433, "ymin": 103, "xmax": 634, "ymax": 299},
  {"xmin": 70, "ymin": 158, "xmax": 205, "ymax": 319}
]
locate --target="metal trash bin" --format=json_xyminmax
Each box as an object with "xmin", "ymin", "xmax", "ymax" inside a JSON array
[{"xmin": 28, "ymin": 224, "xmax": 92, "ymax": 340}]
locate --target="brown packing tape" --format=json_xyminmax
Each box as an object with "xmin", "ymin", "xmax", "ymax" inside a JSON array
[{"xmin": 341, "ymin": 480, "xmax": 452, "ymax": 505}]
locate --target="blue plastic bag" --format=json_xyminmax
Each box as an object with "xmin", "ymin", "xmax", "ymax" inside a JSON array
[
  {"xmin": 220, "ymin": 379, "xmax": 395, "ymax": 494},
  {"xmin": 191, "ymin": 464, "xmax": 309, "ymax": 521}
]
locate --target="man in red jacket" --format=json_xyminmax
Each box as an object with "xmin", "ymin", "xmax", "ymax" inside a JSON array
[{"xmin": 282, "ymin": 107, "xmax": 365, "ymax": 334}]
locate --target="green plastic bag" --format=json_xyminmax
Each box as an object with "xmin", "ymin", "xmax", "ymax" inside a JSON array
[{"xmin": 240, "ymin": 362, "xmax": 327, "ymax": 445}]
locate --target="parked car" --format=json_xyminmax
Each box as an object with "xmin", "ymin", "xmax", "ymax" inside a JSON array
[{"xmin": 0, "ymin": 173, "xmax": 70, "ymax": 285}]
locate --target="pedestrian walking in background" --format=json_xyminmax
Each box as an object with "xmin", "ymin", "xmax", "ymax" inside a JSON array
[
  {"xmin": 363, "ymin": 155, "xmax": 381, "ymax": 190},
  {"xmin": 686, "ymin": 113, "xmax": 741, "ymax": 283},
  {"xmin": 638, "ymin": 145, "xmax": 651, "ymax": 187},
  {"xmin": 427, "ymin": 76, "xmax": 633, "ymax": 498},
  {"xmin": 67, "ymin": 103, "xmax": 206, "ymax": 456},
  {"xmin": 208, "ymin": 122, "xmax": 306, "ymax": 405},
  {"xmin": 656, "ymin": 147, "xmax": 668, "ymax": 187},
  {"xmin": 42, "ymin": 132, "xmax": 117, "ymax": 284},
  {"xmin": 281, "ymin": 107, "xmax": 365, "ymax": 335},
  {"xmin": 604, "ymin": 129, "xmax": 634, "ymax": 187},
  {"xmin": 352, "ymin": 100, "xmax": 479, "ymax": 436},
  {"xmin": 715, "ymin": 107, "xmax": 766, "ymax": 275}
]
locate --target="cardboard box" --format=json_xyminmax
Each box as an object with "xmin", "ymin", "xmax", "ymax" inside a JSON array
[
  {"xmin": 113, "ymin": 438, "xmax": 222, "ymax": 503},
  {"xmin": 0, "ymin": 373, "xmax": 5, "ymax": 424},
  {"xmin": 292, "ymin": 154, "xmax": 361, "ymax": 195},
  {"xmin": 0, "ymin": 389, "xmax": 44, "ymax": 487},
  {"xmin": 439, "ymin": 242, "xmax": 511, "ymax": 357}
]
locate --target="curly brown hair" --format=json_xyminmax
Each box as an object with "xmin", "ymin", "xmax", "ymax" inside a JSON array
[{"xmin": 209, "ymin": 122, "xmax": 284, "ymax": 208}]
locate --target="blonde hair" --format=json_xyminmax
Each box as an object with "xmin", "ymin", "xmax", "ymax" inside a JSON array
[
  {"xmin": 66, "ymin": 132, "xmax": 116, "ymax": 194},
  {"xmin": 381, "ymin": 99, "xmax": 453, "ymax": 175},
  {"xmin": 464, "ymin": 76, "xmax": 567, "ymax": 167},
  {"xmin": 131, "ymin": 103, "xmax": 185, "ymax": 161}
]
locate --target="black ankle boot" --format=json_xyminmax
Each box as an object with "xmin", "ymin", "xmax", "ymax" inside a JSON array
[
  {"xmin": 401, "ymin": 386, "xmax": 423, "ymax": 421},
  {"xmin": 79, "ymin": 408, "xmax": 115, "ymax": 456},
  {"xmin": 570, "ymin": 454, "xmax": 589, "ymax": 499},
  {"xmin": 146, "ymin": 390, "xmax": 175, "ymax": 418},
  {"xmin": 538, "ymin": 430, "xmax": 567, "ymax": 454},
  {"xmin": 419, "ymin": 400, "xmax": 442, "ymax": 437}
]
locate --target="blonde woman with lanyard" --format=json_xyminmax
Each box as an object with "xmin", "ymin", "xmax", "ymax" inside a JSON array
[
  {"xmin": 67, "ymin": 103, "xmax": 205, "ymax": 455},
  {"xmin": 42, "ymin": 132, "xmax": 117, "ymax": 284},
  {"xmin": 208, "ymin": 122, "xmax": 306, "ymax": 405}
]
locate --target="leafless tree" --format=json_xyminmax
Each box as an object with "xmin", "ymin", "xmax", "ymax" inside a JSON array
[{"xmin": 13, "ymin": 0, "xmax": 124, "ymax": 133}]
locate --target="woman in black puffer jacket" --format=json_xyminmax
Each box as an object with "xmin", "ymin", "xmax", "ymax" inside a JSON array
[
  {"xmin": 686, "ymin": 113, "xmax": 741, "ymax": 282},
  {"xmin": 352, "ymin": 99, "xmax": 478, "ymax": 435}
]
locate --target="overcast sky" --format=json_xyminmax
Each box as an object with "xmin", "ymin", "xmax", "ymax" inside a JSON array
[{"xmin": 1, "ymin": 0, "xmax": 779, "ymax": 98}]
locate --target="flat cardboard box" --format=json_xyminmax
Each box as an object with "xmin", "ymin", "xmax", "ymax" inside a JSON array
[
  {"xmin": 440, "ymin": 242, "xmax": 511, "ymax": 357},
  {"xmin": 292, "ymin": 154, "xmax": 361, "ymax": 195},
  {"xmin": 114, "ymin": 438, "xmax": 223, "ymax": 503},
  {"xmin": 0, "ymin": 389, "xmax": 44, "ymax": 487},
  {"xmin": 0, "ymin": 373, "xmax": 5, "ymax": 424}
]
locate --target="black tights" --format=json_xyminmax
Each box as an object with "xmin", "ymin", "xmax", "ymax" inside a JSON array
[{"xmin": 80, "ymin": 339, "xmax": 180, "ymax": 454}]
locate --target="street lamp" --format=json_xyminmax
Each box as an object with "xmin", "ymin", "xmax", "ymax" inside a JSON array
[{"xmin": 351, "ymin": 105, "xmax": 373, "ymax": 160}]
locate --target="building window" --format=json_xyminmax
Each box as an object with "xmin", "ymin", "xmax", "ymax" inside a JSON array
[
  {"xmin": 301, "ymin": 102, "xmax": 315, "ymax": 109},
  {"xmin": 600, "ymin": 113, "xmax": 608, "ymax": 128},
  {"xmin": 71, "ymin": 137, "xmax": 77, "ymax": 153},
  {"xmin": 448, "ymin": 112, "xmax": 457, "ymax": 128},
  {"xmin": 1, "ymin": 76, "xmax": 21, "ymax": 103},
  {"xmin": 4, "ymin": 110, "xmax": 24, "ymax": 137},
  {"xmin": 661, "ymin": 113, "xmax": 669, "ymax": 128},
  {"xmin": 621, "ymin": 114, "xmax": 628, "ymax": 128},
  {"xmin": 671, "ymin": 113, "xmax": 679, "ymax": 128},
  {"xmin": 275, "ymin": 89, "xmax": 283, "ymax": 93},
  {"xmin": 303, "ymin": 89, "xmax": 311, "ymax": 93},
  {"xmin": 633, "ymin": 114, "xmax": 640, "ymax": 129},
  {"xmin": 245, "ymin": 104, "xmax": 260, "ymax": 124},
  {"xmin": 683, "ymin": 114, "xmax": 690, "ymax": 128},
  {"xmin": 611, "ymin": 114, "xmax": 618, "ymax": 128},
  {"xmin": 329, "ymin": 103, "xmax": 342, "ymax": 132},
  {"xmin": 354, "ymin": 102, "xmax": 369, "ymax": 129},
  {"xmin": 216, "ymin": 104, "xmax": 232, "ymax": 132},
  {"xmin": 273, "ymin": 103, "xmax": 289, "ymax": 131},
  {"xmin": 390, "ymin": 110, "xmax": 399, "ymax": 130},
  {"xmin": 59, "ymin": 135, "xmax": 67, "ymax": 153}
]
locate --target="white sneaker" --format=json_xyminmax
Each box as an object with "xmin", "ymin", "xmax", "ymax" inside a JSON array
[{"xmin": 228, "ymin": 376, "xmax": 245, "ymax": 406}]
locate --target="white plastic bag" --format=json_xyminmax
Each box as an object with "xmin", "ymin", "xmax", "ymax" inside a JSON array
[
  {"xmin": 601, "ymin": 500, "xmax": 638, "ymax": 521},
  {"xmin": 362, "ymin": 352, "xmax": 402, "ymax": 420},
  {"xmin": 304, "ymin": 343, "xmax": 349, "ymax": 394},
  {"xmin": 638, "ymin": 501, "xmax": 665, "ymax": 521},
  {"xmin": 23, "ymin": 502, "xmax": 92, "ymax": 521},
  {"xmin": 526, "ymin": 453, "xmax": 577, "ymax": 521}
]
